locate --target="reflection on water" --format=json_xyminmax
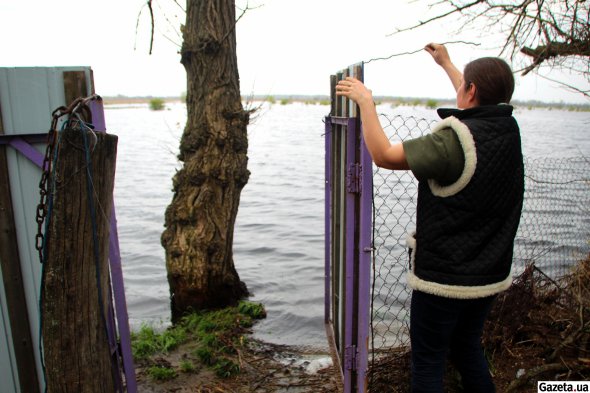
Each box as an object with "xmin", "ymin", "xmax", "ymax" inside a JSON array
[{"xmin": 107, "ymin": 102, "xmax": 590, "ymax": 350}]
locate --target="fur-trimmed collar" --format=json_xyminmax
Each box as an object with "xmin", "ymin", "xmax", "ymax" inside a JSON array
[{"xmin": 437, "ymin": 104, "xmax": 514, "ymax": 121}]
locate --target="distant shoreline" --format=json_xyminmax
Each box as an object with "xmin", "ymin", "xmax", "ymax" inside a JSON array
[{"xmin": 101, "ymin": 95, "xmax": 590, "ymax": 111}]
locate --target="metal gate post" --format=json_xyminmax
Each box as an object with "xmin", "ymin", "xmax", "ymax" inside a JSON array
[
  {"xmin": 326, "ymin": 63, "xmax": 365, "ymax": 393},
  {"xmin": 357, "ymin": 124, "xmax": 373, "ymax": 392},
  {"xmin": 344, "ymin": 117, "xmax": 358, "ymax": 393},
  {"xmin": 324, "ymin": 118, "xmax": 333, "ymax": 326}
]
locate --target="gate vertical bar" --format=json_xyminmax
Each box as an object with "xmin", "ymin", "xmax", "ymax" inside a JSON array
[
  {"xmin": 344, "ymin": 117, "xmax": 357, "ymax": 392},
  {"xmin": 324, "ymin": 119, "xmax": 332, "ymax": 326},
  {"xmin": 357, "ymin": 121, "xmax": 372, "ymax": 392}
]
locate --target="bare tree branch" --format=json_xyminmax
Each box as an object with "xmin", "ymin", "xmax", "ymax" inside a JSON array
[
  {"xmin": 221, "ymin": 2, "xmax": 264, "ymax": 44},
  {"xmin": 147, "ymin": 0, "xmax": 155, "ymax": 55},
  {"xmin": 134, "ymin": 4, "xmax": 146, "ymax": 51},
  {"xmin": 170, "ymin": 0, "xmax": 185, "ymax": 13},
  {"xmin": 386, "ymin": 0, "xmax": 590, "ymax": 97},
  {"xmin": 155, "ymin": 0, "xmax": 183, "ymax": 42},
  {"xmin": 364, "ymin": 41, "xmax": 481, "ymax": 64},
  {"xmin": 536, "ymin": 72, "xmax": 590, "ymax": 98}
]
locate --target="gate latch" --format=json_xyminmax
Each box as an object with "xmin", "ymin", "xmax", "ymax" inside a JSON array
[{"xmin": 347, "ymin": 163, "xmax": 362, "ymax": 194}]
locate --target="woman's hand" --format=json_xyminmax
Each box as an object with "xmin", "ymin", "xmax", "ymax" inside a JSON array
[
  {"xmin": 335, "ymin": 77, "xmax": 373, "ymax": 107},
  {"xmin": 424, "ymin": 43, "xmax": 451, "ymax": 67},
  {"xmin": 425, "ymin": 42, "xmax": 463, "ymax": 93}
]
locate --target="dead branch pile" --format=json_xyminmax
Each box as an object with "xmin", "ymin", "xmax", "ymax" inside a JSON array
[{"xmin": 484, "ymin": 256, "xmax": 590, "ymax": 391}]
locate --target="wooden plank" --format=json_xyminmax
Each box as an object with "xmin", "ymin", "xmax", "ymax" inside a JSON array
[
  {"xmin": 341, "ymin": 68, "xmax": 349, "ymax": 118},
  {"xmin": 89, "ymin": 68, "xmax": 96, "ymax": 95},
  {"xmin": 330, "ymin": 75, "xmax": 337, "ymax": 117},
  {"xmin": 351, "ymin": 64, "xmax": 364, "ymax": 118},
  {"xmin": 0, "ymin": 101, "xmax": 40, "ymax": 392},
  {"xmin": 336, "ymin": 72, "xmax": 343, "ymax": 117},
  {"xmin": 63, "ymin": 71, "xmax": 88, "ymax": 106}
]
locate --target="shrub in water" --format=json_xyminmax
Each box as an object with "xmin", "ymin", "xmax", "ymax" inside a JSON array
[{"xmin": 149, "ymin": 98, "xmax": 165, "ymax": 111}]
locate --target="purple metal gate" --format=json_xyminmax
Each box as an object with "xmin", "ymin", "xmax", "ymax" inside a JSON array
[{"xmin": 325, "ymin": 64, "xmax": 372, "ymax": 393}]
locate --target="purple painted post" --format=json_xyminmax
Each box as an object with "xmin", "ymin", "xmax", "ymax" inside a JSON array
[
  {"xmin": 90, "ymin": 101, "xmax": 138, "ymax": 392},
  {"xmin": 344, "ymin": 117, "xmax": 358, "ymax": 393},
  {"xmin": 356, "ymin": 124, "xmax": 373, "ymax": 392},
  {"xmin": 108, "ymin": 206, "xmax": 137, "ymax": 392},
  {"xmin": 88, "ymin": 99, "xmax": 106, "ymax": 131}
]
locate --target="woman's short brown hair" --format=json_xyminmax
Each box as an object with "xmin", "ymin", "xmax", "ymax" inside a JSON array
[{"xmin": 463, "ymin": 57, "xmax": 515, "ymax": 105}]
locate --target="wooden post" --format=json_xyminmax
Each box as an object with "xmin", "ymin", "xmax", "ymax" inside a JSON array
[
  {"xmin": 41, "ymin": 129, "xmax": 118, "ymax": 393},
  {"xmin": 0, "ymin": 101, "xmax": 41, "ymax": 392},
  {"xmin": 63, "ymin": 71, "xmax": 89, "ymax": 106}
]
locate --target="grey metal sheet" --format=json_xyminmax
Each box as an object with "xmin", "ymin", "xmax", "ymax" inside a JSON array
[
  {"xmin": 0, "ymin": 67, "xmax": 92, "ymax": 134},
  {"xmin": 0, "ymin": 66, "xmax": 93, "ymax": 392}
]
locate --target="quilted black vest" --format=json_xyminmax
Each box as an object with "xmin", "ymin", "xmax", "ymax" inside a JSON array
[{"xmin": 407, "ymin": 105, "xmax": 524, "ymax": 299}]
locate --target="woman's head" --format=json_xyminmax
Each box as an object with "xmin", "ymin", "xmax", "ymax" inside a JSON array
[{"xmin": 462, "ymin": 57, "xmax": 515, "ymax": 106}]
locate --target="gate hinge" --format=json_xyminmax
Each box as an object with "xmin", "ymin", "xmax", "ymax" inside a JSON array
[
  {"xmin": 344, "ymin": 345, "xmax": 357, "ymax": 371},
  {"xmin": 347, "ymin": 163, "xmax": 362, "ymax": 194}
]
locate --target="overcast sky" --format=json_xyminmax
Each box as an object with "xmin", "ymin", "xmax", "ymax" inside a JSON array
[{"xmin": 1, "ymin": 0, "xmax": 588, "ymax": 103}]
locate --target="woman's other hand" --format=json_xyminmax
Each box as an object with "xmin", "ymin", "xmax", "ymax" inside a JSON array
[{"xmin": 335, "ymin": 77, "xmax": 373, "ymax": 107}]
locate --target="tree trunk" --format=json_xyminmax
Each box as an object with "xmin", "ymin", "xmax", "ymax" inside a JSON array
[
  {"xmin": 162, "ymin": 0, "xmax": 249, "ymax": 322},
  {"xmin": 42, "ymin": 129, "xmax": 117, "ymax": 392}
]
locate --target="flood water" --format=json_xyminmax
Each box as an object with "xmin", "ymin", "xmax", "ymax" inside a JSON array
[{"xmin": 106, "ymin": 101, "xmax": 590, "ymax": 350}]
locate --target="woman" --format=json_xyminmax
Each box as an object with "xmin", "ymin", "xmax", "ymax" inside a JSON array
[{"xmin": 336, "ymin": 43, "xmax": 524, "ymax": 392}]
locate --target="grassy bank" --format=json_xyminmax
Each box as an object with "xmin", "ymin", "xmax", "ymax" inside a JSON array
[{"xmin": 132, "ymin": 301, "xmax": 266, "ymax": 381}]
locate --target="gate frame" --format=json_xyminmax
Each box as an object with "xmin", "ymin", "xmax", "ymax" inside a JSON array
[{"xmin": 325, "ymin": 63, "xmax": 372, "ymax": 393}]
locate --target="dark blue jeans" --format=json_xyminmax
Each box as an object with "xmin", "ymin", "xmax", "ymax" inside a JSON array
[{"xmin": 410, "ymin": 290, "xmax": 496, "ymax": 393}]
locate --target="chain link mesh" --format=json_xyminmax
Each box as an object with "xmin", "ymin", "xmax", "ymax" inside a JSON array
[{"xmin": 368, "ymin": 113, "xmax": 590, "ymax": 388}]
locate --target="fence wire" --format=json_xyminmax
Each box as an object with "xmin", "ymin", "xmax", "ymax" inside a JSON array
[{"xmin": 369, "ymin": 114, "xmax": 590, "ymax": 387}]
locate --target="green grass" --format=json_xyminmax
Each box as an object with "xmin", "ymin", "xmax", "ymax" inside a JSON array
[
  {"xmin": 180, "ymin": 360, "xmax": 196, "ymax": 373},
  {"xmin": 131, "ymin": 324, "xmax": 186, "ymax": 361},
  {"xmin": 131, "ymin": 301, "xmax": 266, "ymax": 380},
  {"xmin": 148, "ymin": 366, "xmax": 177, "ymax": 381}
]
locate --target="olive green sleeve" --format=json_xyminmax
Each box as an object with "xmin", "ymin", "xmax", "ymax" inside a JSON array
[{"xmin": 402, "ymin": 128, "xmax": 465, "ymax": 186}]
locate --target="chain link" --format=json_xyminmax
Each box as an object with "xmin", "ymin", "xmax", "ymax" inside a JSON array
[
  {"xmin": 35, "ymin": 122, "xmax": 58, "ymax": 263},
  {"xmin": 34, "ymin": 95, "xmax": 101, "ymax": 263}
]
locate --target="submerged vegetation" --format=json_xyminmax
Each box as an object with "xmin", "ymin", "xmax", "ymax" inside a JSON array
[
  {"xmin": 149, "ymin": 98, "xmax": 165, "ymax": 111},
  {"xmin": 131, "ymin": 301, "xmax": 266, "ymax": 381}
]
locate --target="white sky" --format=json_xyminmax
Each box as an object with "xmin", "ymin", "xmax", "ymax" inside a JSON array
[{"xmin": 1, "ymin": 0, "xmax": 588, "ymax": 104}]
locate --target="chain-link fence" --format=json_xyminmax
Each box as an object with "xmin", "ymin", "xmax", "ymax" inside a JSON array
[{"xmin": 368, "ymin": 114, "xmax": 590, "ymax": 390}]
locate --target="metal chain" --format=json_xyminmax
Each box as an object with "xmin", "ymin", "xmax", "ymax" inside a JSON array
[
  {"xmin": 35, "ymin": 112, "xmax": 61, "ymax": 263},
  {"xmin": 34, "ymin": 95, "xmax": 101, "ymax": 263}
]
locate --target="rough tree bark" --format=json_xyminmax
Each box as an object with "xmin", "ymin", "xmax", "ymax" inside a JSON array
[{"xmin": 161, "ymin": 0, "xmax": 250, "ymax": 322}]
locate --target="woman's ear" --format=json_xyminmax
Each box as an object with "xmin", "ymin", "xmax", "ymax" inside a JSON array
[{"xmin": 468, "ymin": 83, "xmax": 479, "ymax": 105}]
